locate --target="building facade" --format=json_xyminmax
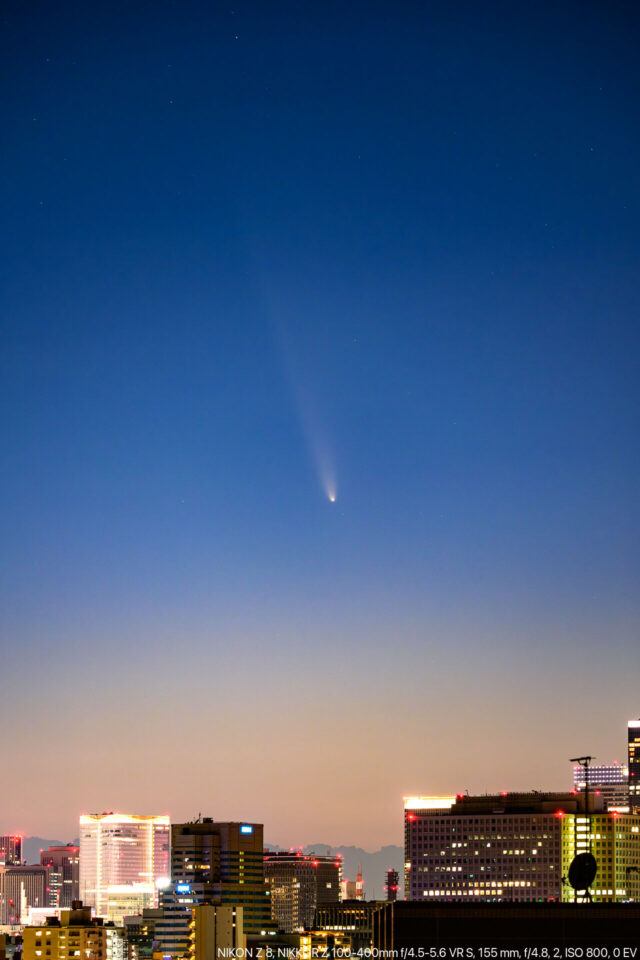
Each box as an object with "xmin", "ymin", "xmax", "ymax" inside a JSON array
[
  {"xmin": 405, "ymin": 792, "xmax": 640, "ymax": 904},
  {"xmin": 314, "ymin": 901, "xmax": 384, "ymax": 954},
  {"xmin": 0, "ymin": 864, "xmax": 50, "ymax": 924},
  {"xmin": 79, "ymin": 813, "xmax": 170, "ymax": 923},
  {"xmin": 629, "ymin": 719, "xmax": 640, "ymax": 806},
  {"xmin": 404, "ymin": 794, "xmax": 585, "ymax": 902},
  {"xmin": 188, "ymin": 904, "xmax": 244, "ymax": 960},
  {"xmin": 385, "ymin": 870, "xmax": 399, "ymax": 902},
  {"xmin": 155, "ymin": 819, "xmax": 270, "ymax": 958},
  {"xmin": 22, "ymin": 902, "xmax": 125, "ymax": 960},
  {"xmin": 0, "ymin": 838, "xmax": 22, "ymax": 868},
  {"xmin": 122, "ymin": 907, "xmax": 162, "ymax": 960},
  {"xmin": 40, "ymin": 845, "xmax": 80, "ymax": 908},
  {"xmin": 573, "ymin": 763, "xmax": 629, "ymax": 810},
  {"xmin": 264, "ymin": 852, "xmax": 341, "ymax": 932},
  {"xmin": 560, "ymin": 809, "xmax": 640, "ymax": 901}
]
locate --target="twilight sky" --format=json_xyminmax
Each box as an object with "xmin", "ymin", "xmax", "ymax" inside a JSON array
[{"xmin": 1, "ymin": 0, "xmax": 639, "ymax": 850}]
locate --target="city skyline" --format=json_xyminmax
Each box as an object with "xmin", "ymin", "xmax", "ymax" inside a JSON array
[
  {"xmin": 2, "ymin": 0, "xmax": 640, "ymax": 851},
  {"xmin": 1, "ymin": 715, "xmax": 636, "ymax": 849}
]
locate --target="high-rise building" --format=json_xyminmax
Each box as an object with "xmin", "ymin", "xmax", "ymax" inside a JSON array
[
  {"xmin": 79, "ymin": 813, "xmax": 170, "ymax": 923},
  {"xmin": 404, "ymin": 793, "xmax": 588, "ymax": 902},
  {"xmin": 628, "ymin": 719, "xmax": 640, "ymax": 806},
  {"xmin": 405, "ymin": 792, "xmax": 640, "ymax": 904},
  {"xmin": 0, "ymin": 864, "xmax": 50, "ymax": 924},
  {"xmin": 21, "ymin": 901, "xmax": 125, "ymax": 960},
  {"xmin": 155, "ymin": 819, "xmax": 270, "ymax": 957},
  {"xmin": 40, "ymin": 845, "xmax": 80, "ymax": 908},
  {"xmin": 264, "ymin": 852, "xmax": 341, "ymax": 932},
  {"xmin": 0, "ymin": 838, "xmax": 22, "ymax": 867},
  {"xmin": 573, "ymin": 762, "xmax": 629, "ymax": 809},
  {"xmin": 188, "ymin": 904, "xmax": 244, "ymax": 960},
  {"xmin": 561, "ymin": 809, "xmax": 640, "ymax": 901},
  {"xmin": 385, "ymin": 870, "xmax": 399, "ymax": 902}
]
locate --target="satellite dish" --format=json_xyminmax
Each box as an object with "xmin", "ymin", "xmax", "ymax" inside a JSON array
[{"xmin": 568, "ymin": 852, "xmax": 597, "ymax": 891}]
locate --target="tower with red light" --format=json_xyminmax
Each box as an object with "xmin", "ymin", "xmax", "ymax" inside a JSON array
[{"xmin": 385, "ymin": 869, "xmax": 399, "ymax": 902}]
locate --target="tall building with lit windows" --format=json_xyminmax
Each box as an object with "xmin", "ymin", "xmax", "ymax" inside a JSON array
[
  {"xmin": 572, "ymin": 762, "xmax": 629, "ymax": 810},
  {"xmin": 78, "ymin": 813, "xmax": 170, "ymax": 923},
  {"xmin": 0, "ymin": 836, "xmax": 22, "ymax": 866},
  {"xmin": 40, "ymin": 845, "xmax": 80, "ymax": 908},
  {"xmin": 404, "ymin": 793, "xmax": 593, "ymax": 902},
  {"xmin": 263, "ymin": 851, "xmax": 341, "ymax": 932},
  {"xmin": 561, "ymin": 809, "xmax": 640, "ymax": 902},
  {"xmin": 155, "ymin": 819, "xmax": 270, "ymax": 958},
  {"xmin": 628, "ymin": 719, "xmax": 640, "ymax": 806}
]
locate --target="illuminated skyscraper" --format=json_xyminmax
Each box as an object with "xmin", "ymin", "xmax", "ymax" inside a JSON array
[
  {"xmin": 40, "ymin": 845, "xmax": 80, "ymax": 908},
  {"xmin": 572, "ymin": 762, "xmax": 628, "ymax": 810},
  {"xmin": 628, "ymin": 719, "xmax": 640, "ymax": 806},
  {"xmin": 0, "ymin": 837, "xmax": 22, "ymax": 866},
  {"xmin": 263, "ymin": 851, "xmax": 341, "ymax": 932},
  {"xmin": 170, "ymin": 820, "xmax": 269, "ymax": 933},
  {"xmin": 155, "ymin": 819, "xmax": 270, "ymax": 957},
  {"xmin": 79, "ymin": 813, "xmax": 170, "ymax": 923}
]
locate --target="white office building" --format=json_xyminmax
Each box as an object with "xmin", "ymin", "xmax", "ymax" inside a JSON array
[{"xmin": 79, "ymin": 813, "xmax": 170, "ymax": 923}]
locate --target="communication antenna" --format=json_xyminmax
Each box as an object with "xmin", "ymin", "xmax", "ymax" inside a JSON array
[
  {"xmin": 570, "ymin": 756, "xmax": 594, "ymax": 820},
  {"xmin": 567, "ymin": 756, "xmax": 597, "ymax": 901}
]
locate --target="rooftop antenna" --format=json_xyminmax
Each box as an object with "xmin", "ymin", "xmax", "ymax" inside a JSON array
[
  {"xmin": 567, "ymin": 756, "xmax": 597, "ymax": 902},
  {"xmin": 570, "ymin": 756, "xmax": 595, "ymax": 819}
]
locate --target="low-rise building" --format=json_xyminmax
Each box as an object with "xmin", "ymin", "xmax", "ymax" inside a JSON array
[{"xmin": 22, "ymin": 901, "xmax": 125, "ymax": 960}]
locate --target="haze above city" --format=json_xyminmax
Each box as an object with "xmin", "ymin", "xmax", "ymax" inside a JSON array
[{"xmin": 1, "ymin": 1, "xmax": 639, "ymax": 848}]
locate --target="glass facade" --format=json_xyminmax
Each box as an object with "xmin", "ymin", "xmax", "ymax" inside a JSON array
[{"xmin": 79, "ymin": 813, "xmax": 170, "ymax": 923}]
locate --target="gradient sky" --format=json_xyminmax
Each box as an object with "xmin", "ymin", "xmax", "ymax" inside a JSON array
[{"xmin": 1, "ymin": 0, "xmax": 639, "ymax": 850}]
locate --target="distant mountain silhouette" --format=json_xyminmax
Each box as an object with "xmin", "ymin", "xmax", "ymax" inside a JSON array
[
  {"xmin": 266, "ymin": 843, "xmax": 404, "ymax": 900},
  {"xmin": 22, "ymin": 837, "xmax": 75, "ymax": 864},
  {"xmin": 21, "ymin": 837, "xmax": 403, "ymax": 899}
]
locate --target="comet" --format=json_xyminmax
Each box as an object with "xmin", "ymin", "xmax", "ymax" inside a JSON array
[{"xmin": 271, "ymin": 313, "xmax": 338, "ymax": 504}]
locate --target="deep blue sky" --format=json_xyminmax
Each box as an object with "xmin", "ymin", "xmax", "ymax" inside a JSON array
[{"xmin": 1, "ymin": 0, "xmax": 639, "ymax": 846}]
